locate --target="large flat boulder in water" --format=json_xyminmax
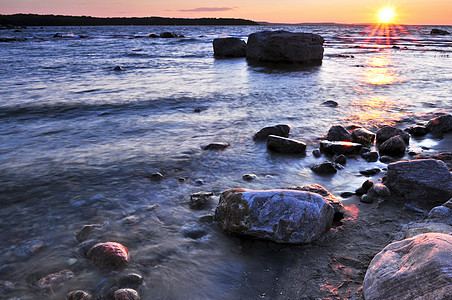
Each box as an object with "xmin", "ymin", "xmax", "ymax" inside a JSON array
[
  {"xmin": 363, "ymin": 233, "xmax": 452, "ymax": 300},
  {"xmin": 213, "ymin": 37, "xmax": 247, "ymax": 58},
  {"xmin": 385, "ymin": 159, "xmax": 452, "ymax": 205},
  {"xmin": 246, "ymin": 31, "xmax": 324, "ymax": 63},
  {"xmin": 214, "ymin": 189, "xmax": 334, "ymax": 244}
]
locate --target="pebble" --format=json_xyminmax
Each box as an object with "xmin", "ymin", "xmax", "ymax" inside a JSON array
[
  {"xmin": 372, "ymin": 183, "xmax": 391, "ymax": 197},
  {"xmin": 311, "ymin": 162, "xmax": 337, "ymax": 174},
  {"xmin": 362, "ymin": 180, "xmax": 374, "ymax": 191},
  {"xmin": 87, "ymin": 242, "xmax": 130, "ymax": 270},
  {"xmin": 333, "ymin": 154, "xmax": 347, "ymax": 165},
  {"xmin": 148, "ymin": 172, "xmax": 164, "ymax": 181},
  {"xmin": 313, "ymin": 149, "xmax": 321, "ymax": 158},
  {"xmin": 360, "ymin": 195, "xmax": 374, "ymax": 203}
]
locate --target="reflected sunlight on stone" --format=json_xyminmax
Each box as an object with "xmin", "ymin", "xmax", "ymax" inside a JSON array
[
  {"xmin": 361, "ymin": 54, "xmax": 401, "ymax": 85},
  {"xmin": 344, "ymin": 96, "xmax": 407, "ymax": 130}
]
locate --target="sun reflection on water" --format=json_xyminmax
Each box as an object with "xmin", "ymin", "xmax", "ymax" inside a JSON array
[
  {"xmin": 361, "ymin": 53, "xmax": 402, "ymax": 86},
  {"xmin": 345, "ymin": 96, "xmax": 407, "ymax": 130}
]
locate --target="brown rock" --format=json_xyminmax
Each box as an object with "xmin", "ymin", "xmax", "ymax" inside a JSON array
[{"xmin": 87, "ymin": 242, "xmax": 129, "ymax": 269}]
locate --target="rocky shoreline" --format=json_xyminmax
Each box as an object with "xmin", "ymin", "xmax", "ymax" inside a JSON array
[{"xmin": 2, "ymin": 112, "xmax": 450, "ymax": 299}]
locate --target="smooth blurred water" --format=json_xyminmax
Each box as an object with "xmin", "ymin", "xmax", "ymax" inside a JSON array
[{"xmin": 0, "ymin": 24, "xmax": 451, "ymax": 299}]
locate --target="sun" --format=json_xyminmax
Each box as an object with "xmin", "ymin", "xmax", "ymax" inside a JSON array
[{"xmin": 377, "ymin": 6, "xmax": 396, "ymax": 23}]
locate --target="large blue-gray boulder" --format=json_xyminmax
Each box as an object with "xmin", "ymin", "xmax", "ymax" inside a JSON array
[
  {"xmin": 385, "ymin": 159, "xmax": 452, "ymax": 205},
  {"xmin": 214, "ymin": 189, "xmax": 334, "ymax": 243},
  {"xmin": 246, "ymin": 31, "xmax": 324, "ymax": 63},
  {"xmin": 363, "ymin": 233, "xmax": 452, "ymax": 300}
]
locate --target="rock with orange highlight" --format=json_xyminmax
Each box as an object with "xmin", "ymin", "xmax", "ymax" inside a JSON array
[
  {"xmin": 363, "ymin": 233, "xmax": 452, "ymax": 300},
  {"xmin": 426, "ymin": 113, "xmax": 452, "ymax": 133},
  {"xmin": 319, "ymin": 141, "xmax": 362, "ymax": 155},
  {"xmin": 87, "ymin": 242, "xmax": 129, "ymax": 270},
  {"xmin": 376, "ymin": 125, "xmax": 410, "ymax": 144}
]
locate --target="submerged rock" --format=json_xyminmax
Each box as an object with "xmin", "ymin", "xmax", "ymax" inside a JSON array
[
  {"xmin": 87, "ymin": 242, "xmax": 129, "ymax": 269},
  {"xmin": 405, "ymin": 125, "xmax": 428, "ymax": 136},
  {"xmin": 215, "ymin": 189, "xmax": 334, "ymax": 244},
  {"xmin": 267, "ymin": 135, "xmax": 306, "ymax": 154},
  {"xmin": 242, "ymin": 173, "xmax": 258, "ymax": 181},
  {"xmin": 425, "ymin": 113, "xmax": 452, "ymax": 133},
  {"xmin": 385, "ymin": 159, "xmax": 452, "ymax": 205},
  {"xmin": 326, "ymin": 125, "xmax": 352, "ymax": 142},
  {"xmin": 117, "ymin": 273, "xmax": 143, "ymax": 289},
  {"xmin": 319, "ymin": 140, "xmax": 362, "ymax": 155},
  {"xmin": 37, "ymin": 269, "xmax": 75, "ymax": 290},
  {"xmin": 246, "ymin": 31, "xmax": 324, "ymax": 63},
  {"xmin": 253, "ymin": 124, "xmax": 290, "ymax": 140},
  {"xmin": 361, "ymin": 151, "xmax": 379, "ymax": 162},
  {"xmin": 363, "ymin": 233, "xmax": 452, "ymax": 300},
  {"xmin": 376, "ymin": 125, "xmax": 410, "ymax": 144},
  {"xmin": 321, "ymin": 100, "xmax": 338, "ymax": 107},
  {"xmin": 213, "ymin": 37, "xmax": 247, "ymax": 57}
]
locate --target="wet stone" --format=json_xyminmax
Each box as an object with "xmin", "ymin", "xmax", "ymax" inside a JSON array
[
  {"xmin": 76, "ymin": 224, "xmax": 102, "ymax": 243},
  {"xmin": 113, "ymin": 66, "xmax": 123, "ymax": 71},
  {"xmin": 372, "ymin": 183, "xmax": 391, "ymax": 197},
  {"xmin": 352, "ymin": 128, "xmax": 376, "ymax": 145},
  {"xmin": 405, "ymin": 125, "xmax": 428, "ymax": 136},
  {"xmin": 267, "ymin": 135, "xmax": 306, "ymax": 154},
  {"xmin": 326, "ymin": 125, "xmax": 352, "ymax": 142},
  {"xmin": 117, "ymin": 273, "xmax": 143, "ymax": 289},
  {"xmin": 426, "ymin": 113, "xmax": 452, "ymax": 133},
  {"xmin": 37, "ymin": 269, "xmax": 75, "ymax": 290},
  {"xmin": 311, "ymin": 162, "xmax": 337, "ymax": 175},
  {"xmin": 362, "ymin": 180, "xmax": 374, "ymax": 191},
  {"xmin": 321, "ymin": 100, "xmax": 338, "ymax": 107},
  {"xmin": 313, "ymin": 149, "xmax": 321, "ymax": 157},
  {"xmin": 147, "ymin": 172, "xmax": 163, "ymax": 181},
  {"xmin": 378, "ymin": 135, "xmax": 407, "ymax": 157},
  {"xmin": 114, "ymin": 288, "xmax": 140, "ymax": 300},
  {"xmin": 66, "ymin": 290, "xmax": 93, "ymax": 300},
  {"xmin": 182, "ymin": 223, "xmax": 208, "ymax": 239},
  {"xmin": 189, "ymin": 191, "xmax": 213, "ymax": 209},
  {"xmin": 359, "ymin": 168, "xmax": 380, "ymax": 176},
  {"xmin": 361, "ymin": 151, "xmax": 379, "ymax": 162},
  {"xmin": 87, "ymin": 242, "xmax": 130, "ymax": 270},
  {"xmin": 380, "ymin": 155, "xmax": 393, "ymax": 163},
  {"xmin": 202, "ymin": 142, "xmax": 229, "ymax": 151},
  {"xmin": 333, "ymin": 154, "xmax": 347, "ymax": 165},
  {"xmin": 360, "ymin": 195, "xmax": 374, "ymax": 203},
  {"xmin": 355, "ymin": 187, "xmax": 367, "ymax": 196},
  {"xmin": 254, "ymin": 124, "xmax": 290, "ymax": 140},
  {"xmin": 242, "ymin": 174, "xmax": 258, "ymax": 181},
  {"xmin": 319, "ymin": 140, "xmax": 362, "ymax": 156},
  {"xmin": 376, "ymin": 126, "xmax": 410, "ymax": 144}
]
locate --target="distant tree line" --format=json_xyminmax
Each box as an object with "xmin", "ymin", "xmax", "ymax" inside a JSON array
[{"xmin": 0, "ymin": 14, "xmax": 258, "ymax": 26}]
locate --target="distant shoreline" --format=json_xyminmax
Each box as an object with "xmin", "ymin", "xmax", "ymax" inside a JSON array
[{"xmin": 0, "ymin": 14, "xmax": 258, "ymax": 26}]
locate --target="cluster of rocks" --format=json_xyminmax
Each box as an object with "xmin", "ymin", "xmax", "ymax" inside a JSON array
[{"xmin": 213, "ymin": 30, "xmax": 324, "ymax": 64}]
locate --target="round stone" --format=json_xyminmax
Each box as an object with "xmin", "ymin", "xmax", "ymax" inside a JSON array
[
  {"xmin": 87, "ymin": 242, "xmax": 129, "ymax": 269},
  {"xmin": 114, "ymin": 288, "xmax": 140, "ymax": 300}
]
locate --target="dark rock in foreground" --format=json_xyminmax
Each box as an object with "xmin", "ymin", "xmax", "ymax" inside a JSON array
[
  {"xmin": 246, "ymin": 31, "xmax": 324, "ymax": 63},
  {"xmin": 376, "ymin": 125, "xmax": 410, "ymax": 144},
  {"xmin": 215, "ymin": 189, "xmax": 334, "ymax": 244},
  {"xmin": 311, "ymin": 162, "xmax": 337, "ymax": 174},
  {"xmin": 87, "ymin": 242, "xmax": 129, "ymax": 269},
  {"xmin": 254, "ymin": 124, "xmax": 290, "ymax": 140},
  {"xmin": 352, "ymin": 128, "xmax": 376, "ymax": 145},
  {"xmin": 378, "ymin": 135, "xmax": 407, "ymax": 157},
  {"xmin": 319, "ymin": 140, "xmax": 362, "ymax": 155},
  {"xmin": 363, "ymin": 233, "xmax": 452, "ymax": 300},
  {"xmin": 385, "ymin": 159, "xmax": 452, "ymax": 205},
  {"xmin": 426, "ymin": 113, "xmax": 452, "ymax": 133},
  {"xmin": 267, "ymin": 135, "xmax": 306, "ymax": 154},
  {"xmin": 213, "ymin": 37, "xmax": 247, "ymax": 57},
  {"xmin": 326, "ymin": 125, "xmax": 352, "ymax": 142}
]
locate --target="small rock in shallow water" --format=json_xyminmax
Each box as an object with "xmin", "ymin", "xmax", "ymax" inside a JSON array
[
  {"xmin": 66, "ymin": 290, "xmax": 93, "ymax": 300},
  {"xmin": 359, "ymin": 168, "xmax": 380, "ymax": 176},
  {"xmin": 333, "ymin": 154, "xmax": 347, "ymax": 165},
  {"xmin": 189, "ymin": 191, "xmax": 213, "ymax": 209},
  {"xmin": 313, "ymin": 149, "xmax": 321, "ymax": 157},
  {"xmin": 242, "ymin": 174, "xmax": 258, "ymax": 181},
  {"xmin": 76, "ymin": 224, "xmax": 102, "ymax": 242},
  {"xmin": 202, "ymin": 142, "xmax": 229, "ymax": 151},
  {"xmin": 117, "ymin": 273, "xmax": 143, "ymax": 289},
  {"xmin": 320, "ymin": 140, "xmax": 362, "ymax": 156},
  {"xmin": 311, "ymin": 162, "xmax": 337, "ymax": 174},
  {"xmin": 426, "ymin": 113, "xmax": 452, "ymax": 133},
  {"xmin": 361, "ymin": 151, "xmax": 379, "ymax": 162},
  {"xmin": 371, "ymin": 183, "xmax": 391, "ymax": 197},
  {"xmin": 182, "ymin": 223, "xmax": 208, "ymax": 239},
  {"xmin": 113, "ymin": 66, "xmax": 123, "ymax": 71},
  {"xmin": 87, "ymin": 242, "xmax": 129, "ymax": 270},
  {"xmin": 37, "ymin": 269, "xmax": 75, "ymax": 290},
  {"xmin": 14, "ymin": 239, "xmax": 45, "ymax": 258},
  {"xmin": 376, "ymin": 126, "xmax": 410, "ymax": 144},
  {"xmin": 405, "ymin": 125, "xmax": 428, "ymax": 136},
  {"xmin": 379, "ymin": 155, "xmax": 393, "ymax": 163},
  {"xmin": 321, "ymin": 100, "xmax": 338, "ymax": 107},
  {"xmin": 326, "ymin": 125, "xmax": 353, "ymax": 142},
  {"xmin": 378, "ymin": 135, "xmax": 407, "ymax": 157},
  {"xmin": 352, "ymin": 128, "xmax": 376, "ymax": 145},
  {"xmin": 148, "ymin": 172, "xmax": 163, "ymax": 181},
  {"xmin": 253, "ymin": 124, "xmax": 290, "ymax": 140},
  {"xmin": 267, "ymin": 135, "xmax": 306, "ymax": 154},
  {"xmin": 114, "ymin": 288, "xmax": 140, "ymax": 300}
]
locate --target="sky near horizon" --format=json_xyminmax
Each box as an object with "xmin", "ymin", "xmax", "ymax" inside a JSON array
[{"xmin": 1, "ymin": 0, "xmax": 451, "ymax": 25}]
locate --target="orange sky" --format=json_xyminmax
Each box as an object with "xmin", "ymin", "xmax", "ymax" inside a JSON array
[{"xmin": 1, "ymin": 0, "xmax": 451, "ymax": 25}]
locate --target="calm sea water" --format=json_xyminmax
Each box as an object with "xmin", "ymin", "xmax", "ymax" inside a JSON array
[{"xmin": 0, "ymin": 24, "xmax": 451, "ymax": 299}]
